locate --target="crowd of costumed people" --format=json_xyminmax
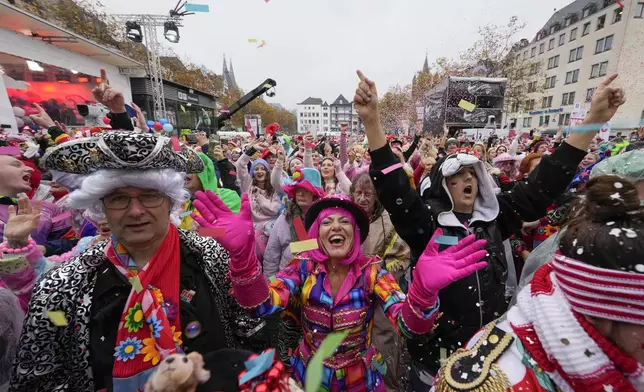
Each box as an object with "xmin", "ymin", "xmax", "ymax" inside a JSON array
[{"xmin": 0, "ymin": 68, "xmax": 642, "ymax": 392}]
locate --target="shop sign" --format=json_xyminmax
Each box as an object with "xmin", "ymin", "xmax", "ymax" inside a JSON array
[{"xmin": 178, "ymin": 91, "xmax": 200, "ymax": 104}]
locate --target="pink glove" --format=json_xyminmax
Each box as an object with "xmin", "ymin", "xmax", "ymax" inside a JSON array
[
  {"xmin": 192, "ymin": 191, "xmax": 256, "ymax": 276},
  {"xmin": 408, "ymin": 229, "xmax": 488, "ymax": 309}
]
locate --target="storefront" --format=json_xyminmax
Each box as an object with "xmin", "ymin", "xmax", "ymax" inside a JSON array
[
  {"xmin": 130, "ymin": 78, "xmax": 217, "ymax": 133},
  {"xmin": 0, "ymin": 2, "xmax": 141, "ymax": 132}
]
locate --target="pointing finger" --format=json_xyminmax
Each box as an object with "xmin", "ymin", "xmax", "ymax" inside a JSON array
[
  {"xmin": 33, "ymin": 103, "xmax": 46, "ymax": 114},
  {"xmin": 599, "ymin": 74, "xmax": 618, "ymax": 88},
  {"xmin": 356, "ymin": 70, "xmax": 366, "ymax": 82},
  {"xmin": 100, "ymin": 69, "xmax": 109, "ymax": 86}
]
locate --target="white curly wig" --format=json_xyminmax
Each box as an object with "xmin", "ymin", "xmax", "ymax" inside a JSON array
[
  {"xmin": 0, "ymin": 288, "xmax": 23, "ymax": 389},
  {"xmin": 65, "ymin": 168, "xmax": 190, "ymax": 226}
]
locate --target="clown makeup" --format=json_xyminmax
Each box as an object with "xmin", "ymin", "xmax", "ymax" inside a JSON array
[
  {"xmin": 447, "ymin": 166, "xmax": 478, "ymax": 214},
  {"xmin": 320, "ymin": 159, "xmax": 335, "ymax": 180},
  {"xmin": 319, "ymin": 212, "xmax": 355, "ymax": 260}
]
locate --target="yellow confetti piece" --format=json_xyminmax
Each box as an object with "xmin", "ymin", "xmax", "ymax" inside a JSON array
[
  {"xmin": 439, "ymin": 347, "xmax": 447, "ymax": 365},
  {"xmin": 129, "ymin": 276, "xmax": 144, "ymax": 293},
  {"xmin": 458, "ymin": 99, "xmax": 476, "ymax": 112},
  {"xmin": 48, "ymin": 310, "xmax": 68, "ymax": 326},
  {"xmin": 248, "ymin": 38, "xmax": 258, "ymax": 43},
  {"xmin": 290, "ymin": 239, "xmax": 319, "ymax": 254}
]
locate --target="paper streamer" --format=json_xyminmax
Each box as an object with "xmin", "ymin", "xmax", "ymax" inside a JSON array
[
  {"xmin": 458, "ymin": 100, "xmax": 476, "ymax": 112},
  {"xmin": 47, "ymin": 310, "xmax": 68, "ymax": 326},
  {"xmin": 229, "ymin": 170, "xmax": 237, "ymax": 176},
  {"xmin": 129, "ymin": 276, "xmax": 144, "ymax": 293},
  {"xmin": 199, "ymin": 227, "xmax": 226, "ymax": 238},
  {"xmin": 434, "ymin": 235, "xmax": 459, "ymax": 246},
  {"xmin": 292, "ymin": 217, "xmax": 308, "ymax": 241},
  {"xmin": 381, "ymin": 163, "xmax": 403, "ymax": 175},
  {"xmin": 305, "ymin": 331, "xmax": 349, "ymax": 392},
  {"xmin": 50, "ymin": 211, "xmax": 72, "ymax": 224},
  {"xmin": 239, "ymin": 349, "xmax": 275, "ymax": 385},
  {"xmin": 184, "ymin": 3, "xmax": 210, "ymax": 12},
  {"xmin": 248, "ymin": 39, "xmax": 258, "ymax": 44},
  {"xmin": 170, "ymin": 137, "xmax": 181, "ymax": 152},
  {"xmin": 0, "ymin": 146, "xmax": 21, "ymax": 156},
  {"xmin": 290, "ymin": 239, "xmax": 318, "ymax": 254}
]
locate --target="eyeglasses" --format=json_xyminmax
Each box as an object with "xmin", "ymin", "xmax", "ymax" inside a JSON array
[{"xmin": 102, "ymin": 193, "xmax": 167, "ymax": 210}]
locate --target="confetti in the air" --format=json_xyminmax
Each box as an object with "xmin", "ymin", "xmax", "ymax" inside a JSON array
[
  {"xmin": 290, "ymin": 239, "xmax": 318, "ymax": 253},
  {"xmin": 381, "ymin": 163, "xmax": 403, "ymax": 175},
  {"xmin": 635, "ymin": 264, "xmax": 644, "ymax": 272}
]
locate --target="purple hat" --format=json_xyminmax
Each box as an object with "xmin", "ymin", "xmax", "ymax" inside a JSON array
[
  {"xmin": 283, "ymin": 168, "xmax": 324, "ymax": 199},
  {"xmin": 304, "ymin": 194, "xmax": 369, "ymax": 242}
]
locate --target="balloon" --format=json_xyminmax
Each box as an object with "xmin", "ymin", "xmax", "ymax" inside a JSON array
[
  {"xmin": 103, "ymin": 116, "xmax": 111, "ymax": 125},
  {"xmin": 162, "ymin": 123, "xmax": 174, "ymax": 133},
  {"xmin": 153, "ymin": 122, "xmax": 163, "ymax": 131},
  {"xmin": 159, "ymin": 118, "xmax": 168, "ymax": 125},
  {"xmin": 147, "ymin": 120, "xmax": 155, "ymax": 127}
]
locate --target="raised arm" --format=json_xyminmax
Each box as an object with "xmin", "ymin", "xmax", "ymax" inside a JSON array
[
  {"xmin": 495, "ymin": 74, "xmax": 626, "ymax": 239},
  {"xmin": 339, "ymin": 124, "xmax": 349, "ymax": 167},
  {"xmin": 354, "ymin": 70, "xmax": 436, "ymax": 255},
  {"xmin": 271, "ymin": 151, "xmax": 287, "ymax": 195},
  {"xmin": 235, "ymin": 148, "xmax": 255, "ymax": 193},
  {"xmin": 334, "ymin": 160, "xmax": 352, "ymax": 195}
]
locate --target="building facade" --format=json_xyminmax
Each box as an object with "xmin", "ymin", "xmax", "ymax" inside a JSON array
[
  {"xmin": 505, "ymin": 0, "xmax": 644, "ymax": 131},
  {"xmin": 296, "ymin": 97, "xmax": 323, "ymax": 134},
  {"xmin": 330, "ymin": 94, "xmax": 353, "ymax": 132}
]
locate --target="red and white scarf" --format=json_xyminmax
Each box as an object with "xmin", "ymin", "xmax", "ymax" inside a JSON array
[{"xmin": 508, "ymin": 255, "xmax": 644, "ymax": 392}]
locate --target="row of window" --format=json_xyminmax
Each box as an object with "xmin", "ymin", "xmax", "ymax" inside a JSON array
[
  {"xmin": 522, "ymin": 7, "xmax": 625, "ymax": 61},
  {"xmin": 522, "ymin": 113, "xmax": 572, "ymax": 128},
  {"xmin": 512, "ymin": 87, "xmax": 598, "ymax": 115},
  {"xmin": 542, "ymin": 61, "xmax": 608, "ymax": 91}
]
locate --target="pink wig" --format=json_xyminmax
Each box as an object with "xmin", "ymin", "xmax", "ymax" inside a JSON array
[{"xmin": 304, "ymin": 207, "xmax": 367, "ymax": 266}]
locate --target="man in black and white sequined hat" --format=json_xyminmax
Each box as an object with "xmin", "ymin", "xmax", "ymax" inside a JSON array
[{"xmin": 8, "ymin": 125, "xmax": 264, "ymax": 392}]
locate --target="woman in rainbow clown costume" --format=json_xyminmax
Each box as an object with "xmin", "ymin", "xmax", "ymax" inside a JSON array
[{"xmin": 193, "ymin": 192, "xmax": 489, "ymax": 391}]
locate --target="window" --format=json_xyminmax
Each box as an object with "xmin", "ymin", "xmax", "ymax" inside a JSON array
[
  {"xmin": 527, "ymin": 99, "xmax": 536, "ymax": 110},
  {"xmin": 582, "ymin": 7, "xmax": 591, "ymax": 18},
  {"xmin": 539, "ymin": 43, "xmax": 545, "ymax": 54},
  {"xmin": 516, "ymin": 54, "xmax": 521, "ymax": 63},
  {"xmin": 523, "ymin": 50, "xmax": 528, "ymax": 59},
  {"xmin": 548, "ymin": 38, "xmax": 555, "ymax": 50},
  {"xmin": 531, "ymin": 47, "xmax": 537, "ymax": 57},
  {"xmin": 528, "ymin": 81, "xmax": 538, "ymax": 93},
  {"xmin": 565, "ymin": 69, "xmax": 580, "ymax": 84},
  {"xmin": 636, "ymin": 2, "xmax": 644, "ymax": 18},
  {"xmin": 586, "ymin": 88, "xmax": 596, "ymax": 102},
  {"xmin": 542, "ymin": 96, "xmax": 553, "ymax": 108},
  {"xmin": 569, "ymin": 46, "xmax": 584, "ymax": 62},
  {"xmin": 597, "ymin": 14, "xmax": 606, "ymax": 30},
  {"xmin": 562, "ymin": 92, "xmax": 576, "ymax": 105},
  {"xmin": 590, "ymin": 61, "xmax": 609, "ymax": 78},
  {"xmin": 613, "ymin": 8, "xmax": 623, "ymax": 23},
  {"xmin": 523, "ymin": 117, "xmax": 532, "ymax": 127},
  {"xmin": 559, "ymin": 113, "xmax": 571, "ymax": 125},
  {"xmin": 539, "ymin": 115, "xmax": 551, "ymax": 126},
  {"xmin": 545, "ymin": 76, "xmax": 557, "ymax": 89},
  {"xmin": 595, "ymin": 35, "xmax": 614, "ymax": 53},
  {"xmin": 565, "ymin": 17, "xmax": 572, "ymax": 27},
  {"xmin": 547, "ymin": 55, "xmax": 560, "ymax": 69},
  {"xmin": 582, "ymin": 22, "xmax": 591, "ymax": 36},
  {"xmin": 511, "ymin": 101, "xmax": 521, "ymax": 112},
  {"xmin": 570, "ymin": 28, "xmax": 578, "ymax": 41},
  {"xmin": 559, "ymin": 33, "xmax": 566, "ymax": 46},
  {"xmin": 529, "ymin": 63, "xmax": 540, "ymax": 75}
]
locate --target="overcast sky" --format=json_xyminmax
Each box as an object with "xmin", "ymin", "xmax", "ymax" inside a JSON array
[{"xmin": 101, "ymin": 0, "xmax": 572, "ymax": 110}]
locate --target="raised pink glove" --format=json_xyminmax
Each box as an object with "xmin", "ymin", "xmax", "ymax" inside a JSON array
[
  {"xmin": 192, "ymin": 191, "xmax": 256, "ymax": 275},
  {"xmin": 408, "ymin": 229, "xmax": 488, "ymax": 309}
]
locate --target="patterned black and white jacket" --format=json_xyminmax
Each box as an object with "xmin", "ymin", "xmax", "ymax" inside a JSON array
[{"xmin": 9, "ymin": 229, "xmax": 264, "ymax": 392}]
